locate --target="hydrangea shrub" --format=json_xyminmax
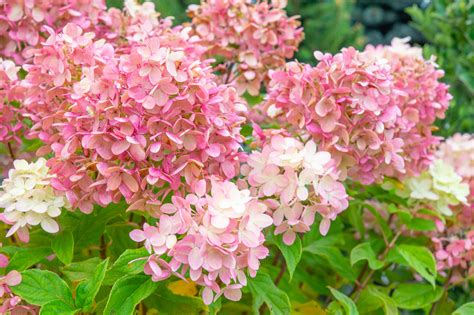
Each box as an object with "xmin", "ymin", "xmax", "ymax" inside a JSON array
[{"xmin": 0, "ymin": 0, "xmax": 473, "ymax": 314}]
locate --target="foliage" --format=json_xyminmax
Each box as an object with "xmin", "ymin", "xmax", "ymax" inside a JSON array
[
  {"xmin": 0, "ymin": 0, "xmax": 472, "ymax": 314},
  {"xmin": 408, "ymin": 0, "xmax": 474, "ymax": 136}
]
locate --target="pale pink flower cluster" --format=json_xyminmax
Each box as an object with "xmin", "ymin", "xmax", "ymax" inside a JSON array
[
  {"xmin": 242, "ymin": 134, "xmax": 349, "ymax": 242},
  {"xmin": 21, "ymin": 22, "xmax": 246, "ymax": 214},
  {"xmin": 432, "ymin": 231, "xmax": 474, "ymax": 276},
  {"xmin": 264, "ymin": 48, "xmax": 405, "ymax": 184},
  {"xmin": 435, "ymin": 134, "xmax": 474, "ymax": 227},
  {"xmin": 264, "ymin": 41, "xmax": 451, "ymax": 184},
  {"xmin": 130, "ymin": 179, "xmax": 272, "ymax": 305},
  {"xmin": 0, "ymin": 58, "xmax": 23, "ymax": 142},
  {"xmin": 0, "ymin": 251, "xmax": 23, "ymax": 314},
  {"xmin": 0, "ymin": 0, "xmax": 110, "ymax": 64},
  {"xmin": 364, "ymin": 38, "xmax": 451, "ymax": 177},
  {"xmin": 188, "ymin": 0, "xmax": 303, "ymax": 95},
  {"xmin": 437, "ymin": 134, "xmax": 474, "ymax": 184}
]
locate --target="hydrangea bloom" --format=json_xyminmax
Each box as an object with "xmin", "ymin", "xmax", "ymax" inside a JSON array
[
  {"xmin": 21, "ymin": 23, "xmax": 247, "ymax": 213},
  {"xmin": 263, "ymin": 48, "xmax": 404, "ymax": 184},
  {"xmin": 242, "ymin": 134, "xmax": 349, "ymax": 241},
  {"xmin": 432, "ymin": 231, "xmax": 474, "ymax": 278},
  {"xmin": 188, "ymin": 0, "xmax": 303, "ymax": 95},
  {"xmin": 0, "ymin": 0, "xmax": 112, "ymax": 64},
  {"xmin": 0, "ymin": 57, "xmax": 24, "ymax": 168},
  {"xmin": 437, "ymin": 133, "xmax": 474, "ymax": 183},
  {"xmin": 263, "ymin": 40, "xmax": 451, "ymax": 184},
  {"xmin": 364, "ymin": 38, "xmax": 452, "ymax": 177},
  {"xmin": 400, "ymin": 160, "xmax": 469, "ymax": 216},
  {"xmin": 130, "ymin": 179, "xmax": 272, "ymax": 305},
  {"xmin": 0, "ymin": 158, "xmax": 67, "ymax": 237}
]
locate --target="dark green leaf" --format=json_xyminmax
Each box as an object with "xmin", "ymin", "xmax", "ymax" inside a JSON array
[
  {"xmin": 12, "ymin": 270, "xmax": 74, "ymax": 307},
  {"xmin": 40, "ymin": 300, "xmax": 76, "ymax": 315},
  {"xmin": 104, "ymin": 247, "xmax": 148, "ymax": 285},
  {"xmin": 392, "ymin": 283, "xmax": 443, "ymax": 310},
  {"xmin": 350, "ymin": 242, "xmax": 384, "ymax": 270},
  {"xmin": 397, "ymin": 245, "xmax": 437, "ymax": 286},
  {"xmin": 452, "ymin": 301, "xmax": 474, "ymax": 315},
  {"xmin": 76, "ymin": 258, "xmax": 109, "ymax": 311},
  {"xmin": 366, "ymin": 286, "xmax": 398, "ymax": 315},
  {"xmin": 328, "ymin": 287, "xmax": 359, "ymax": 315},
  {"xmin": 104, "ymin": 275, "xmax": 159, "ymax": 315},
  {"xmin": 272, "ymin": 234, "xmax": 302, "ymax": 280},
  {"xmin": 52, "ymin": 231, "xmax": 74, "ymax": 265},
  {"xmin": 305, "ymin": 242, "xmax": 356, "ymax": 281},
  {"xmin": 7, "ymin": 247, "xmax": 52, "ymax": 272},
  {"xmin": 61, "ymin": 258, "xmax": 102, "ymax": 282},
  {"xmin": 248, "ymin": 272, "xmax": 291, "ymax": 315}
]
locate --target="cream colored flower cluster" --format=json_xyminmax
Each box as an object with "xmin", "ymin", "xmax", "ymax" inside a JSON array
[
  {"xmin": 0, "ymin": 158, "xmax": 66, "ymax": 236},
  {"xmin": 402, "ymin": 160, "xmax": 469, "ymax": 215}
]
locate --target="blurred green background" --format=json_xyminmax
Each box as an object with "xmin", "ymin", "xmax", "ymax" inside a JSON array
[{"xmin": 106, "ymin": 0, "xmax": 474, "ymax": 136}]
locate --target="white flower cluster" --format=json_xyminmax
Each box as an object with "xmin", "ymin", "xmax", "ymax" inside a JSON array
[
  {"xmin": 0, "ymin": 159, "xmax": 66, "ymax": 236},
  {"xmin": 402, "ymin": 160, "xmax": 470, "ymax": 215}
]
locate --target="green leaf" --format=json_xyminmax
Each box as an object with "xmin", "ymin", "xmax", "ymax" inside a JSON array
[
  {"xmin": 366, "ymin": 286, "xmax": 398, "ymax": 315},
  {"xmin": 272, "ymin": 234, "xmax": 302, "ymax": 280},
  {"xmin": 61, "ymin": 258, "xmax": 102, "ymax": 282},
  {"xmin": 52, "ymin": 231, "xmax": 74, "ymax": 265},
  {"xmin": 40, "ymin": 300, "xmax": 77, "ymax": 315},
  {"xmin": 304, "ymin": 242, "xmax": 356, "ymax": 281},
  {"xmin": 405, "ymin": 218, "xmax": 436, "ymax": 232},
  {"xmin": 104, "ymin": 275, "xmax": 159, "ymax": 315},
  {"xmin": 75, "ymin": 258, "xmax": 109, "ymax": 311},
  {"xmin": 7, "ymin": 247, "xmax": 51, "ymax": 272},
  {"xmin": 103, "ymin": 247, "xmax": 148, "ymax": 285},
  {"xmin": 452, "ymin": 302, "xmax": 474, "ymax": 315},
  {"xmin": 328, "ymin": 287, "xmax": 359, "ymax": 315},
  {"xmin": 248, "ymin": 272, "xmax": 291, "ymax": 315},
  {"xmin": 397, "ymin": 245, "xmax": 437, "ymax": 286},
  {"xmin": 350, "ymin": 242, "xmax": 384, "ymax": 270},
  {"xmin": 12, "ymin": 270, "xmax": 74, "ymax": 307},
  {"xmin": 392, "ymin": 283, "xmax": 443, "ymax": 310}
]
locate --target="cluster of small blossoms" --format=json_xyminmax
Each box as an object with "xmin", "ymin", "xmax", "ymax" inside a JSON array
[
  {"xmin": 263, "ymin": 40, "xmax": 451, "ymax": 184},
  {"xmin": 0, "ymin": 158, "xmax": 67, "ymax": 239},
  {"xmin": 0, "ymin": 58, "xmax": 24, "ymax": 162},
  {"xmin": 0, "ymin": 0, "xmax": 111, "ymax": 64},
  {"xmin": 241, "ymin": 134, "xmax": 349, "ymax": 242},
  {"xmin": 436, "ymin": 134, "xmax": 474, "ymax": 226},
  {"xmin": 437, "ymin": 134, "xmax": 474, "ymax": 184},
  {"xmin": 364, "ymin": 38, "xmax": 451, "ymax": 176},
  {"xmin": 399, "ymin": 160, "xmax": 469, "ymax": 216},
  {"xmin": 21, "ymin": 22, "xmax": 246, "ymax": 214},
  {"xmin": 263, "ymin": 48, "xmax": 405, "ymax": 184},
  {"xmin": 0, "ymin": 251, "xmax": 24, "ymax": 314},
  {"xmin": 432, "ymin": 231, "xmax": 474, "ymax": 277},
  {"xmin": 130, "ymin": 179, "xmax": 272, "ymax": 305},
  {"xmin": 188, "ymin": 0, "xmax": 303, "ymax": 95}
]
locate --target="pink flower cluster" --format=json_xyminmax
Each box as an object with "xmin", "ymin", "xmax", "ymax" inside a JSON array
[
  {"xmin": 432, "ymin": 231, "xmax": 474, "ymax": 276},
  {"xmin": 0, "ymin": 57, "xmax": 22, "ymax": 145},
  {"xmin": 188, "ymin": 0, "xmax": 303, "ymax": 95},
  {"xmin": 130, "ymin": 179, "xmax": 272, "ymax": 305},
  {"xmin": 21, "ymin": 22, "xmax": 246, "ymax": 214},
  {"xmin": 263, "ymin": 40, "xmax": 451, "ymax": 184},
  {"xmin": 242, "ymin": 133, "xmax": 349, "ymax": 242},
  {"xmin": 263, "ymin": 48, "xmax": 405, "ymax": 184},
  {"xmin": 364, "ymin": 38, "xmax": 451, "ymax": 176},
  {"xmin": 437, "ymin": 133, "xmax": 474, "ymax": 184},
  {"xmin": 0, "ymin": 0, "xmax": 111, "ymax": 64},
  {"xmin": 436, "ymin": 134, "xmax": 474, "ymax": 227}
]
